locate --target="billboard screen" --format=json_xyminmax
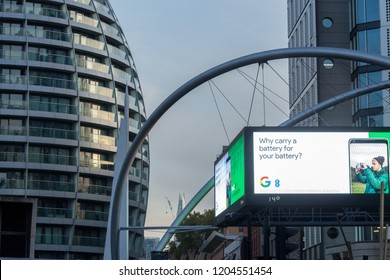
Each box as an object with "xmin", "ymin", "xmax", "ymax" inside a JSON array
[
  {"xmin": 252, "ymin": 130, "xmax": 389, "ymax": 195},
  {"xmin": 214, "ymin": 134, "xmax": 245, "ymax": 216}
]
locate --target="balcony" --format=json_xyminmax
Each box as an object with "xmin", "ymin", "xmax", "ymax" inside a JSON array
[
  {"xmin": 27, "ymin": 28, "xmax": 72, "ymax": 42},
  {"xmin": 36, "ymin": 234, "xmax": 69, "ymax": 245},
  {"xmin": 79, "ymin": 107, "xmax": 115, "ymax": 122},
  {"xmin": 0, "ymin": 179, "xmax": 24, "ymax": 189},
  {"xmin": 70, "ymin": 14, "xmax": 98, "ymax": 27},
  {"xmin": 80, "ymin": 133, "xmax": 116, "ymax": 146},
  {"xmin": 28, "ymin": 52, "xmax": 74, "ymax": 66},
  {"xmin": 29, "ymin": 127, "xmax": 78, "ymax": 140},
  {"xmin": 76, "ymin": 209, "xmax": 108, "ymax": 221},
  {"xmin": 0, "ymin": 74, "xmax": 27, "ymax": 85},
  {"xmin": 27, "ymin": 7, "xmax": 67, "ymax": 19},
  {"xmin": 78, "ymin": 82, "xmax": 113, "ymax": 98},
  {"xmin": 107, "ymin": 44, "xmax": 127, "ymax": 59},
  {"xmin": 0, "ymin": 152, "xmax": 26, "ymax": 162},
  {"xmin": 29, "ymin": 101, "xmax": 77, "ymax": 115},
  {"xmin": 27, "ymin": 180, "xmax": 75, "ymax": 192},
  {"xmin": 72, "ymin": 235, "xmax": 105, "ymax": 247},
  {"xmin": 76, "ymin": 59, "xmax": 110, "ymax": 73},
  {"xmin": 113, "ymin": 68, "xmax": 132, "ymax": 83},
  {"xmin": 74, "ymin": 36, "xmax": 105, "ymax": 50},
  {"xmin": 78, "ymin": 183, "xmax": 111, "ymax": 196},
  {"xmin": 101, "ymin": 21, "xmax": 119, "ymax": 37},
  {"xmin": 29, "ymin": 76, "xmax": 76, "ymax": 90},
  {"xmin": 94, "ymin": 1, "xmax": 111, "ymax": 15},
  {"xmin": 0, "ymin": 26, "xmax": 24, "ymax": 36},
  {"xmin": 0, "ymin": 49, "xmax": 25, "ymax": 60},
  {"xmin": 37, "ymin": 207, "xmax": 73, "ymax": 218},
  {"xmin": 0, "ymin": 126, "xmax": 26, "ymax": 136},
  {"xmin": 28, "ymin": 153, "xmax": 77, "ymax": 166},
  {"xmin": 0, "ymin": 3, "xmax": 23, "ymax": 13},
  {"xmin": 79, "ymin": 158, "xmax": 114, "ymax": 171}
]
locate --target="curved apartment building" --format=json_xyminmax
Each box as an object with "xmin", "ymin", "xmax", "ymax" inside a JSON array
[{"xmin": 0, "ymin": 0, "xmax": 149, "ymax": 259}]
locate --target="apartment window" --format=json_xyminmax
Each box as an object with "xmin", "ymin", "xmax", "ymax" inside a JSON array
[
  {"xmin": 354, "ymin": 0, "xmax": 380, "ymax": 24},
  {"xmin": 0, "ymin": 44, "xmax": 23, "ymax": 59},
  {"xmin": 0, "ymin": 93, "xmax": 24, "ymax": 108}
]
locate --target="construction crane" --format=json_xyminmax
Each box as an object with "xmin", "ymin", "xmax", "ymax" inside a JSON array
[{"xmin": 165, "ymin": 196, "xmax": 175, "ymax": 219}]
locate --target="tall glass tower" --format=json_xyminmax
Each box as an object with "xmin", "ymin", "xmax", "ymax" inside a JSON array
[{"xmin": 0, "ymin": 0, "xmax": 149, "ymax": 259}]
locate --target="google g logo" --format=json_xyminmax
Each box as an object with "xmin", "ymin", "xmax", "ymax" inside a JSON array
[{"xmin": 260, "ymin": 176, "xmax": 271, "ymax": 188}]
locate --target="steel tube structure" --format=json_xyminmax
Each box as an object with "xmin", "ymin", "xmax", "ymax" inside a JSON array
[{"xmin": 110, "ymin": 47, "xmax": 390, "ymax": 259}]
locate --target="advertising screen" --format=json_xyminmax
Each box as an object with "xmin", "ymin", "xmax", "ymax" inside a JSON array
[
  {"xmin": 214, "ymin": 134, "xmax": 245, "ymax": 216},
  {"xmin": 253, "ymin": 131, "xmax": 390, "ymax": 195}
]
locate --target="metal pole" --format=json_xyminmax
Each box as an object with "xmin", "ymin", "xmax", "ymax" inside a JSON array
[
  {"xmin": 380, "ymin": 181, "xmax": 385, "ymax": 260},
  {"xmin": 247, "ymin": 212, "xmax": 252, "ymax": 260},
  {"xmin": 263, "ymin": 212, "xmax": 270, "ymax": 259}
]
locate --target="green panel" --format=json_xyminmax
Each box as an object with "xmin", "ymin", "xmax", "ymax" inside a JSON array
[{"xmin": 229, "ymin": 135, "xmax": 245, "ymax": 206}]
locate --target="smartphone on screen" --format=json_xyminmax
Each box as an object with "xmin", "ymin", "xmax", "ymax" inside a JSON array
[{"xmin": 349, "ymin": 138, "xmax": 389, "ymax": 194}]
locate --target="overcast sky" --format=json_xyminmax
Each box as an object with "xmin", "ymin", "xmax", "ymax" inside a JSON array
[{"xmin": 109, "ymin": 0, "xmax": 289, "ymax": 237}]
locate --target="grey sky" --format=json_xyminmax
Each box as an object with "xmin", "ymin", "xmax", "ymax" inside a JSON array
[{"xmin": 109, "ymin": 0, "xmax": 288, "ymax": 237}]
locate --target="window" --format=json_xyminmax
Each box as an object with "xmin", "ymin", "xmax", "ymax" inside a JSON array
[
  {"xmin": 0, "ymin": 93, "xmax": 24, "ymax": 108},
  {"xmin": 322, "ymin": 17, "xmax": 333, "ymax": 28}
]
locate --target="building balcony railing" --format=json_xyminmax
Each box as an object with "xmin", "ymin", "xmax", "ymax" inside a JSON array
[
  {"xmin": 27, "ymin": 180, "xmax": 75, "ymax": 192},
  {"xmin": 26, "ymin": 28, "xmax": 72, "ymax": 42},
  {"xmin": 113, "ymin": 68, "xmax": 132, "ymax": 83},
  {"xmin": 28, "ymin": 153, "xmax": 77, "ymax": 166},
  {"xmin": 72, "ymin": 235, "xmax": 105, "ymax": 247},
  {"xmin": 0, "ymin": 74, "xmax": 27, "ymax": 85},
  {"xmin": 27, "ymin": 7, "xmax": 67, "ymax": 19},
  {"xmin": 0, "ymin": 100, "xmax": 27, "ymax": 110},
  {"xmin": 73, "ymin": 0, "xmax": 91, "ymax": 5},
  {"xmin": 76, "ymin": 209, "xmax": 108, "ymax": 221},
  {"xmin": 80, "ymin": 133, "xmax": 116, "ymax": 146},
  {"xmin": 78, "ymin": 183, "xmax": 111, "ymax": 196},
  {"xmin": 107, "ymin": 44, "xmax": 127, "ymax": 59},
  {"xmin": 0, "ymin": 26, "xmax": 25, "ymax": 37},
  {"xmin": 28, "ymin": 51, "xmax": 74, "ymax": 66},
  {"xmin": 101, "ymin": 21, "xmax": 119, "ymax": 37},
  {"xmin": 29, "ymin": 76, "xmax": 76, "ymax": 90},
  {"xmin": 0, "ymin": 49, "xmax": 25, "ymax": 60},
  {"xmin": 74, "ymin": 35, "xmax": 105, "ymax": 50},
  {"xmin": 29, "ymin": 127, "xmax": 78, "ymax": 140},
  {"xmin": 36, "ymin": 234, "xmax": 69, "ymax": 245},
  {"xmin": 79, "ymin": 107, "xmax": 116, "ymax": 122},
  {"xmin": 94, "ymin": 1, "xmax": 112, "ymax": 15},
  {"xmin": 37, "ymin": 207, "xmax": 73, "ymax": 218},
  {"xmin": 29, "ymin": 101, "xmax": 78, "ymax": 115},
  {"xmin": 76, "ymin": 59, "xmax": 109, "ymax": 73},
  {"xmin": 79, "ymin": 158, "xmax": 114, "ymax": 171},
  {"xmin": 0, "ymin": 4, "xmax": 23, "ymax": 13},
  {"xmin": 70, "ymin": 14, "xmax": 99, "ymax": 27},
  {"xmin": 0, "ymin": 152, "xmax": 26, "ymax": 162},
  {"xmin": 0, "ymin": 126, "xmax": 26, "ymax": 136},
  {"xmin": 0, "ymin": 179, "xmax": 25, "ymax": 189},
  {"xmin": 116, "ymin": 91, "xmax": 137, "ymax": 108},
  {"xmin": 78, "ymin": 82, "xmax": 113, "ymax": 98}
]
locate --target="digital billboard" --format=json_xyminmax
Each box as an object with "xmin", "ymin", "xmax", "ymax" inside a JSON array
[
  {"xmin": 214, "ymin": 127, "xmax": 390, "ymax": 225},
  {"xmin": 214, "ymin": 134, "xmax": 245, "ymax": 216},
  {"xmin": 253, "ymin": 131, "xmax": 389, "ymax": 195}
]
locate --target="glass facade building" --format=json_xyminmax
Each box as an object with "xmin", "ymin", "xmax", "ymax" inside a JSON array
[
  {"xmin": 287, "ymin": 0, "xmax": 389, "ymax": 259},
  {"xmin": 0, "ymin": 0, "xmax": 149, "ymax": 259}
]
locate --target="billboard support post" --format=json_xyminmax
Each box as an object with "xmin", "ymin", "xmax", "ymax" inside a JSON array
[
  {"xmin": 263, "ymin": 212, "xmax": 270, "ymax": 259},
  {"xmin": 380, "ymin": 181, "xmax": 385, "ymax": 260}
]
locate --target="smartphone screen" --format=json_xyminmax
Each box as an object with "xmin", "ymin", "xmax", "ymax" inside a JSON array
[{"xmin": 349, "ymin": 138, "xmax": 389, "ymax": 194}]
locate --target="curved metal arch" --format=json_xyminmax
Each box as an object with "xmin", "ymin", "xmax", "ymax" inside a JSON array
[
  {"xmin": 111, "ymin": 47, "xmax": 390, "ymax": 259},
  {"xmin": 155, "ymin": 78, "xmax": 390, "ymax": 251}
]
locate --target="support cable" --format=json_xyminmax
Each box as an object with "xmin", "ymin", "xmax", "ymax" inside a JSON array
[
  {"xmin": 208, "ymin": 81, "xmax": 230, "ymax": 143},
  {"xmin": 247, "ymin": 63, "xmax": 261, "ymax": 126},
  {"xmin": 209, "ymin": 80, "xmax": 248, "ymax": 123},
  {"xmin": 237, "ymin": 69, "xmax": 290, "ymax": 119}
]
